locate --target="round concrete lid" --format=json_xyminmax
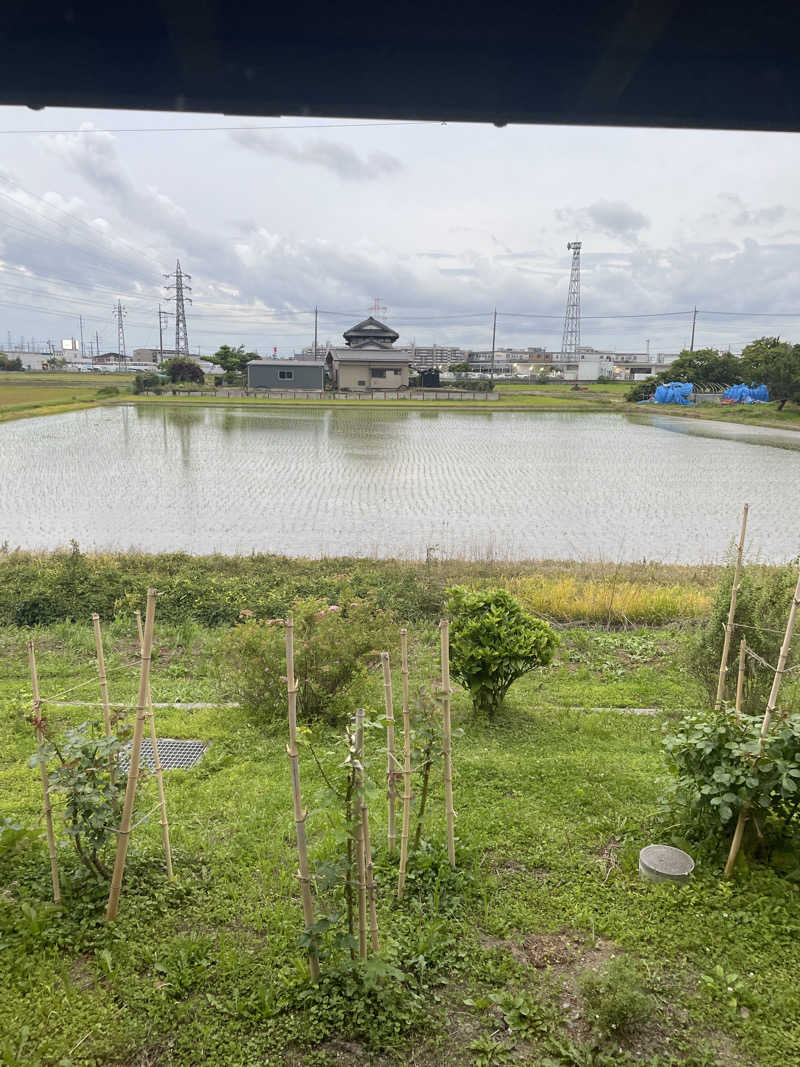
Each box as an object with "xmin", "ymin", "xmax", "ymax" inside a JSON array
[{"xmin": 639, "ymin": 844, "xmax": 695, "ymax": 881}]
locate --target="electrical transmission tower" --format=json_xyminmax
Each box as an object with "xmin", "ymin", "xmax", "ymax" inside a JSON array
[
  {"xmin": 113, "ymin": 300, "xmax": 127, "ymax": 362},
  {"xmin": 560, "ymin": 241, "xmax": 582, "ymax": 357},
  {"xmin": 164, "ymin": 260, "xmax": 192, "ymax": 357}
]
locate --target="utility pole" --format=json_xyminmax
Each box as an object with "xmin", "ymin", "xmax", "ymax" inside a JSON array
[
  {"xmin": 113, "ymin": 300, "xmax": 127, "ymax": 369},
  {"xmin": 164, "ymin": 260, "xmax": 192, "ymax": 357},
  {"xmin": 158, "ymin": 305, "xmax": 172, "ymax": 364},
  {"xmin": 490, "ymin": 308, "xmax": 497, "ymax": 386},
  {"xmin": 95, "ymin": 332, "xmax": 101, "ymax": 364},
  {"xmin": 690, "ymin": 307, "xmax": 697, "ymax": 352},
  {"xmin": 314, "ymin": 305, "xmax": 318, "ymax": 359},
  {"xmin": 79, "ymin": 315, "xmax": 85, "ymax": 360}
]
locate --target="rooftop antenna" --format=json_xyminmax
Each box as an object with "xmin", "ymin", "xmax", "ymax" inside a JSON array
[{"xmin": 370, "ymin": 298, "xmax": 388, "ymax": 318}]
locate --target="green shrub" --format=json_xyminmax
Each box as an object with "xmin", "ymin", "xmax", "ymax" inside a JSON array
[
  {"xmin": 446, "ymin": 586, "xmax": 557, "ymax": 718},
  {"xmin": 133, "ymin": 371, "xmax": 160, "ymax": 394},
  {"xmin": 30, "ymin": 722, "xmax": 128, "ymax": 879},
  {"xmin": 687, "ymin": 563, "xmax": 799, "ymax": 713},
  {"xmin": 662, "ymin": 708, "xmax": 800, "ymax": 852},
  {"xmin": 578, "ymin": 956, "xmax": 653, "ymax": 1039},
  {"xmin": 221, "ymin": 595, "xmax": 397, "ymax": 723}
]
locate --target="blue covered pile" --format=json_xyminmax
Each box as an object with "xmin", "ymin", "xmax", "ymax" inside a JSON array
[
  {"xmin": 653, "ymin": 382, "xmax": 693, "ymax": 405},
  {"xmin": 723, "ymin": 383, "xmax": 770, "ymax": 403}
]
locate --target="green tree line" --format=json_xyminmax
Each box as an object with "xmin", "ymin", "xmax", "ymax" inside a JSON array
[{"xmin": 627, "ymin": 337, "xmax": 800, "ymax": 409}]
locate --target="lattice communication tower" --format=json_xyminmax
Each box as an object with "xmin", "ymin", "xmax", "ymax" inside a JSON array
[
  {"xmin": 560, "ymin": 241, "xmax": 582, "ymax": 356},
  {"xmin": 113, "ymin": 300, "xmax": 127, "ymax": 360}
]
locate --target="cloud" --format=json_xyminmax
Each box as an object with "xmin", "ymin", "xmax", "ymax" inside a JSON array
[
  {"xmin": 39, "ymin": 123, "xmax": 242, "ymax": 280},
  {"xmin": 558, "ymin": 200, "xmax": 650, "ymax": 241},
  {"xmin": 713, "ymin": 194, "xmax": 786, "ymax": 229},
  {"xmin": 228, "ymin": 129, "xmax": 403, "ymax": 181}
]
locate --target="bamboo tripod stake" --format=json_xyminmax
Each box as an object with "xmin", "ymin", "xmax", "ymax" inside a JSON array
[
  {"xmin": 715, "ymin": 504, "xmax": 749, "ymax": 709},
  {"xmin": 735, "ymin": 638, "xmax": 747, "ymax": 715},
  {"xmin": 724, "ymin": 565, "xmax": 800, "ymax": 878},
  {"xmin": 92, "ymin": 614, "xmax": 112, "ymax": 739},
  {"xmin": 358, "ymin": 724, "xmax": 379, "ymax": 953},
  {"xmin": 135, "ymin": 610, "xmax": 173, "ymax": 880},
  {"xmin": 285, "ymin": 617, "xmax": 320, "ymax": 981},
  {"xmin": 381, "ymin": 652, "xmax": 397, "ymax": 853},
  {"xmin": 28, "ymin": 641, "xmax": 61, "ymax": 904},
  {"xmin": 440, "ymin": 619, "xmax": 456, "ymax": 869},
  {"xmin": 354, "ymin": 708, "xmax": 368, "ymax": 960},
  {"xmin": 397, "ymin": 629, "xmax": 412, "ymax": 899},
  {"xmin": 107, "ymin": 588, "xmax": 156, "ymax": 921}
]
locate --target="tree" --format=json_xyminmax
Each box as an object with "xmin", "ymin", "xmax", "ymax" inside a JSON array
[
  {"xmin": 626, "ymin": 348, "xmax": 742, "ymax": 401},
  {"xmin": 740, "ymin": 337, "xmax": 800, "ymax": 410},
  {"xmin": 449, "ymin": 361, "xmax": 471, "ymax": 374},
  {"xmin": 208, "ymin": 344, "xmax": 257, "ymax": 384},
  {"xmin": 446, "ymin": 586, "xmax": 558, "ymax": 719},
  {"xmin": 161, "ymin": 357, "xmax": 205, "ymax": 384},
  {"xmin": 133, "ymin": 371, "xmax": 160, "ymax": 393},
  {"xmin": 0, "ymin": 353, "xmax": 23, "ymax": 371}
]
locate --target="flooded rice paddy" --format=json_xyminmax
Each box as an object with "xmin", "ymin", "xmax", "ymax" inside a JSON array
[{"xmin": 2, "ymin": 404, "xmax": 799, "ymax": 563}]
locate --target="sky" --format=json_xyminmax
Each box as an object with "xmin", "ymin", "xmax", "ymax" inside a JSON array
[{"xmin": 2, "ymin": 108, "xmax": 800, "ymax": 357}]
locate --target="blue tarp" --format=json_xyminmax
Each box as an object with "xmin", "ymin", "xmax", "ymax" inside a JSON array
[
  {"xmin": 723, "ymin": 383, "xmax": 770, "ymax": 403},
  {"xmin": 654, "ymin": 381, "xmax": 693, "ymax": 405}
]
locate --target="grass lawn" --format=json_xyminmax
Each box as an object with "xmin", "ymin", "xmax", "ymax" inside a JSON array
[
  {"xmin": 2, "ymin": 619, "xmax": 797, "ymax": 1066},
  {"xmin": 0, "ymin": 376, "xmax": 132, "ymax": 423}
]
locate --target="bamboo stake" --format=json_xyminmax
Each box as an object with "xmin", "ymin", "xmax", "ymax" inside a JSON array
[
  {"xmin": 107, "ymin": 588, "xmax": 156, "ymax": 921},
  {"xmin": 344, "ymin": 721, "xmax": 356, "ymax": 958},
  {"xmin": 136, "ymin": 612, "xmax": 173, "ymax": 881},
  {"xmin": 715, "ymin": 504, "xmax": 749, "ymax": 709},
  {"xmin": 397, "ymin": 629, "xmax": 412, "ymax": 899},
  {"xmin": 92, "ymin": 614, "xmax": 112, "ymax": 739},
  {"xmin": 757, "ymin": 563, "xmax": 800, "ymax": 740},
  {"xmin": 724, "ymin": 565, "xmax": 800, "ymax": 877},
  {"xmin": 735, "ymin": 637, "xmax": 747, "ymax": 714},
  {"xmin": 284, "ymin": 617, "xmax": 320, "ymax": 981},
  {"xmin": 28, "ymin": 641, "xmax": 60, "ymax": 905},
  {"xmin": 355, "ymin": 708, "xmax": 368, "ymax": 960},
  {"xmin": 440, "ymin": 619, "xmax": 456, "ymax": 869},
  {"xmin": 381, "ymin": 652, "xmax": 397, "ymax": 854},
  {"xmin": 361, "ymin": 779, "xmax": 379, "ymax": 953}
]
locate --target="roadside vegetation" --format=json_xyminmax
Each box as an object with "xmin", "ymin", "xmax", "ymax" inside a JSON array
[
  {"xmin": 2, "ymin": 553, "xmax": 799, "ymax": 1065},
  {"xmin": 2, "ymin": 359, "xmax": 800, "ymax": 428},
  {"xmin": 0, "ymin": 546, "xmax": 719, "ymax": 630}
]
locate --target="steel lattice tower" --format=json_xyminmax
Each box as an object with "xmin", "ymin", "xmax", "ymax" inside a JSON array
[
  {"xmin": 560, "ymin": 241, "xmax": 582, "ymax": 356},
  {"xmin": 164, "ymin": 260, "xmax": 192, "ymax": 357},
  {"xmin": 113, "ymin": 300, "xmax": 127, "ymax": 360}
]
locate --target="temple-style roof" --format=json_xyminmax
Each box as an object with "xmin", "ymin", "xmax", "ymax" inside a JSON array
[{"xmin": 342, "ymin": 316, "xmax": 399, "ymax": 347}]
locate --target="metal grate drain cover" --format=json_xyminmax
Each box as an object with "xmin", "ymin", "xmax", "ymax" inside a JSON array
[{"xmin": 120, "ymin": 738, "xmax": 208, "ymax": 772}]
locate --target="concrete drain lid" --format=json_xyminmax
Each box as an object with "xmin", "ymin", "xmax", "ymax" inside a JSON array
[
  {"xmin": 639, "ymin": 844, "xmax": 694, "ymax": 884},
  {"xmin": 121, "ymin": 738, "xmax": 208, "ymax": 772}
]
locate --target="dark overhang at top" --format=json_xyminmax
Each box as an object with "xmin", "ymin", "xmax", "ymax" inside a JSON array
[{"xmin": 3, "ymin": 0, "xmax": 800, "ymax": 133}]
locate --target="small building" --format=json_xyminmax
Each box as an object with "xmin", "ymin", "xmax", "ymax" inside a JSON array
[
  {"xmin": 247, "ymin": 359, "xmax": 325, "ymax": 391},
  {"xmin": 325, "ymin": 316, "xmax": 412, "ymax": 390}
]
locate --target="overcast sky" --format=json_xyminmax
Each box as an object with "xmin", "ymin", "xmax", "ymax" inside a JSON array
[{"xmin": 2, "ymin": 108, "xmax": 800, "ymax": 357}]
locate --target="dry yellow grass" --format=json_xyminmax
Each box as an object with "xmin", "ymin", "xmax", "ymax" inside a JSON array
[{"xmin": 508, "ymin": 574, "xmax": 710, "ymax": 624}]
